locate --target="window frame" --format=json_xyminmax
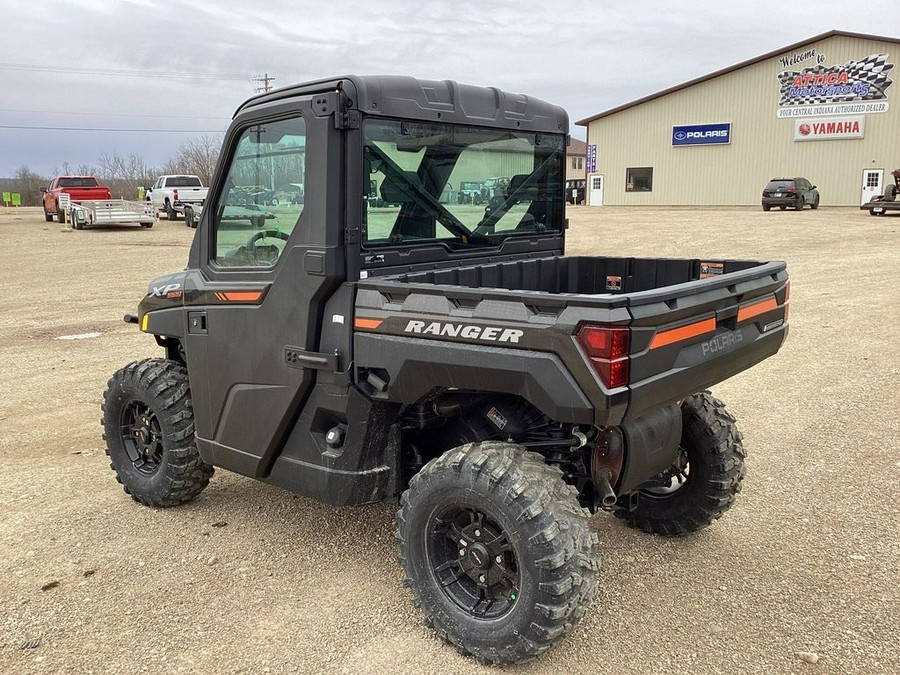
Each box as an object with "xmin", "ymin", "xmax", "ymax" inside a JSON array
[
  {"xmin": 198, "ymin": 100, "xmax": 318, "ymax": 283},
  {"xmin": 625, "ymin": 167, "xmax": 653, "ymax": 192}
]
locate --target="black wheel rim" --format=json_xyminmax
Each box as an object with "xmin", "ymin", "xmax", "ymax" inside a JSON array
[
  {"xmin": 640, "ymin": 447, "xmax": 690, "ymax": 498},
  {"xmin": 427, "ymin": 506, "xmax": 520, "ymax": 620},
  {"xmin": 120, "ymin": 400, "xmax": 164, "ymax": 476}
]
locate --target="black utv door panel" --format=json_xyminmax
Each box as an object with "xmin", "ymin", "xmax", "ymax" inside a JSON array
[{"xmin": 184, "ymin": 98, "xmax": 345, "ymax": 478}]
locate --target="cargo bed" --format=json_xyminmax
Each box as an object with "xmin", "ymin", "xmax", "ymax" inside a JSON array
[{"xmin": 355, "ymin": 254, "xmax": 790, "ymax": 425}]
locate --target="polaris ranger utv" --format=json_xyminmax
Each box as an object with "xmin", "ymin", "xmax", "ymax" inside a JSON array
[{"xmin": 103, "ymin": 76, "xmax": 789, "ymax": 665}]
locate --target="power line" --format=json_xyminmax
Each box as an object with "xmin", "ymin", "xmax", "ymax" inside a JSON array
[
  {"xmin": 0, "ymin": 125, "xmax": 224, "ymax": 133},
  {"xmin": 0, "ymin": 62, "xmax": 248, "ymax": 82},
  {"xmin": 0, "ymin": 108, "xmax": 223, "ymax": 120}
]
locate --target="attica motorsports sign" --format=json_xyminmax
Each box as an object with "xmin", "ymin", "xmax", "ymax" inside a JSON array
[{"xmin": 672, "ymin": 123, "xmax": 731, "ymax": 146}]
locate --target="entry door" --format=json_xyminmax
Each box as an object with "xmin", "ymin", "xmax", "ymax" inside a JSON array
[
  {"xmin": 589, "ymin": 174, "xmax": 604, "ymax": 206},
  {"xmin": 861, "ymin": 169, "xmax": 883, "ymax": 205},
  {"xmin": 185, "ymin": 101, "xmax": 340, "ymax": 479}
]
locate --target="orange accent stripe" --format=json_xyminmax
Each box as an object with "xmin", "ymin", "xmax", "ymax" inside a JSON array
[
  {"xmin": 649, "ymin": 317, "xmax": 716, "ymax": 350},
  {"xmin": 354, "ymin": 318, "xmax": 383, "ymax": 330},
  {"xmin": 222, "ymin": 291, "xmax": 262, "ymax": 302},
  {"xmin": 737, "ymin": 297, "xmax": 778, "ymax": 323}
]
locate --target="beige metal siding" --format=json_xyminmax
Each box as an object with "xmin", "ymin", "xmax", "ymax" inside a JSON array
[{"xmin": 585, "ymin": 35, "xmax": 899, "ymax": 206}]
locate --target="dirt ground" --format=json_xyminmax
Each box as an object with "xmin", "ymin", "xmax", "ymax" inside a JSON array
[{"xmin": 1, "ymin": 205, "xmax": 898, "ymax": 674}]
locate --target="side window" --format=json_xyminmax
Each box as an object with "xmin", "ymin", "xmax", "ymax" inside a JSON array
[{"xmin": 212, "ymin": 116, "xmax": 307, "ymax": 268}]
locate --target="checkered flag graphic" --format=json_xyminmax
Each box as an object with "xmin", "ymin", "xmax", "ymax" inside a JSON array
[{"xmin": 779, "ymin": 53, "xmax": 894, "ymax": 106}]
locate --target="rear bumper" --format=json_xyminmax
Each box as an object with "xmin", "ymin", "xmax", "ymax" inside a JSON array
[{"xmin": 762, "ymin": 197, "xmax": 800, "ymax": 208}]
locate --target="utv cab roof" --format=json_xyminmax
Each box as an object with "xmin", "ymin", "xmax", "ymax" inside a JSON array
[{"xmin": 235, "ymin": 75, "xmax": 569, "ymax": 135}]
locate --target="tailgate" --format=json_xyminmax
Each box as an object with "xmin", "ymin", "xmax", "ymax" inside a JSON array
[
  {"xmin": 68, "ymin": 188, "xmax": 109, "ymax": 202},
  {"xmin": 623, "ymin": 262, "xmax": 788, "ymax": 420}
]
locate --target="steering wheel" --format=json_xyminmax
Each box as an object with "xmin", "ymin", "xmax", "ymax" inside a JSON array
[{"xmin": 246, "ymin": 229, "xmax": 290, "ymax": 247}]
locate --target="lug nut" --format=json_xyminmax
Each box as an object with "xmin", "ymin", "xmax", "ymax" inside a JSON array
[
  {"xmin": 495, "ymin": 555, "xmax": 502, "ymax": 564},
  {"xmin": 478, "ymin": 575, "xmax": 486, "ymax": 583},
  {"xmin": 459, "ymin": 549, "xmax": 465, "ymax": 557},
  {"xmin": 474, "ymin": 529, "xmax": 481, "ymax": 537}
]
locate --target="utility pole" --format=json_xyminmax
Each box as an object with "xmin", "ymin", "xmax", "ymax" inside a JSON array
[{"xmin": 254, "ymin": 73, "xmax": 275, "ymax": 93}]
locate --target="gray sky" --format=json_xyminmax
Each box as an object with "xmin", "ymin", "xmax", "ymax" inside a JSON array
[{"xmin": 1, "ymin": 0, "xmax": 896, "ymax": 177}]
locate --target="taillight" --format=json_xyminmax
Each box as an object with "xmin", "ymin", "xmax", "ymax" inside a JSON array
[
  {"xmin": 174, "ymin": 189, "xmax": 179, "ymax": 202},
  {"xmin": 787, "ymin": 188, "xmax": 797, "ymax": 195},
  {"xmin": 762, "ymin": 190, "xmax": 770, "ymax": 197},
  {"xmin": 576, "ymin": 324, "xmax": 630, "ymax": 389}
]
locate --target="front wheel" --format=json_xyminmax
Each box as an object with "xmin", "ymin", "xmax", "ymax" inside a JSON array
[
  {"xmin": 397, "ymin": 442, "xmax": 599, "ymax": 665},
  {"xmin": 102, "ymin": 359, "xmax": 213, "ymax": 507},
  {"xmin": 614, "ymin": 392, "xmax": 745, "ymax": 535},
  {"xmin": 810, "ymin": 195, "xmax": 819, "ymax": 210}
]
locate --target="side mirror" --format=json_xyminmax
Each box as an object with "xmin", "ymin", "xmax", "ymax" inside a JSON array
[
  {"xmin": 40, "ymin": 188, "xmax": 47, "ymax": 194},
  {"xmin": 812, "ymin": 185, "xmax": 817, "ymax": 189}
]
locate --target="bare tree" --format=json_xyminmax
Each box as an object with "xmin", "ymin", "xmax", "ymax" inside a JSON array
[
  {"xmin": 169, "ymin": 134, "xmax": 222, "ymax": 185},
  {"xmin": 12, "ymin": 166, "xmax": 49, "ymax": 206},
  {"xmin": 96, "ymin": 151, "xmax": 154, "ymax": 199}
]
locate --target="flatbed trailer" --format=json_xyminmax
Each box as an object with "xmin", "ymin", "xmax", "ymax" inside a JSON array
[
  {"xmin": 69, "ymin": 200, "xmax": 156, "ymax": 229},
  {"xmin": 861, "ymin": 198, "xmax": 900, "ymax": 216}
]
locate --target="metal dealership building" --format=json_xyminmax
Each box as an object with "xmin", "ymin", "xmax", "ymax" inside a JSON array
[{"xmin": 577, "ymin": 31, "xmax": 898, "ymax": 207}]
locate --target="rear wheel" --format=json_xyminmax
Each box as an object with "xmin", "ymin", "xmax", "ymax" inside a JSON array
[
  {"xmin": 44, "ymin": 211, "xmax": 53, "ymax": 222},
  {"xmin": 761, "ymin": 204, "xmax": 771, "ymax": 212},
  {"xmin": 183, "ymin": 206, "xmax": 194, "ymax": 228},
  {"xmin": 883, "ymin": 184, "xmax": 897, "ymax": 202},
  {"xmin": 102, "ymin": 359, "xmax": 213, "ymax": 507},
  {"xmin": 397, "ymin": 442, "xmax": 599, "ymax": 665},
  {"xmin": 165, "ymin": 201, "xmax": 178, "ymax": 220},
  {"xmin": 57, "ymin": 208, "xmax": 65, "ymax": 223},
  {"xmin": 796, "ymin": 197, "xmax": 805, "ymax": 210},
  {"xmin": 614, "ymin": 392, "xmax": 744, "ymax": 535}
]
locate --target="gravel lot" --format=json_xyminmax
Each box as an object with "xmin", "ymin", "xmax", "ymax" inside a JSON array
[{"xmin": 1, "ymin": 205, "xmax": 898, "ymax": 674}]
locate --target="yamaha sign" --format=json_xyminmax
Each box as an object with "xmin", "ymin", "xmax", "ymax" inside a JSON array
[{"xmin": 672, "ymin": 123, "xmax": 731, "ymax": 146}]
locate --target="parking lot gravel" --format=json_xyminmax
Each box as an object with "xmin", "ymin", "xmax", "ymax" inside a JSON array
[{"xmin": 1, "ymin": 205, "xmax": 898, "ymax": 674}]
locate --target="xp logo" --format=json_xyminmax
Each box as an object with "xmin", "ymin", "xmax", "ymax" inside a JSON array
[
  {"xmin": 798, "ymin": 123, "xmax": 811, "ymax": 136},
  {"xmin": 151, "ymin": 283, "xmax": 181, "ymax": 297},
  {"xmin": 674, "ymin": 130, "xmax": 687, "ymax": 140}
]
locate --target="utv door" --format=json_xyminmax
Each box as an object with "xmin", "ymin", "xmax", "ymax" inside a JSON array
[{"xmin": 183, "ymin": 98, "xmax": 343, "ymax": 478}]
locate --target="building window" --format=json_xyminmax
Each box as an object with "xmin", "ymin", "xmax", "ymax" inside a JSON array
[
  {"xmin": 626, "ymin": 167, "xmax": 653, "ymax": 192},
  {"xmin": 577, "ymin": 157, "xmax": 583, "ymax": 170},
  {"xmin": 866, "ymin": 172, "xmax": 880, "ymax": 188}
]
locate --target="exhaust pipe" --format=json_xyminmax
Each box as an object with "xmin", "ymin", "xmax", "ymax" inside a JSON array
[{"xmin": 595, "ymin": 473, "xmax": 617, "ymax": 508}]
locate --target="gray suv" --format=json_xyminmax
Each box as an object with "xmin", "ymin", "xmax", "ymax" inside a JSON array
[{"xmin": 762, "ymin": 177, "xmax": 819, "ymax": 211}]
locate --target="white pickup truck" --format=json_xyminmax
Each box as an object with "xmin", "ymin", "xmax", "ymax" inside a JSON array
[{"xmin": 145, "ymin": 175, "xmax": 208, "ymax": 221}]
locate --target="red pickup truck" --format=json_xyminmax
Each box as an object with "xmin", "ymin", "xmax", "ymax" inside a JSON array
[{"xmin": 42, "ymin": 176, "xmax": 111, "ymax": 222}]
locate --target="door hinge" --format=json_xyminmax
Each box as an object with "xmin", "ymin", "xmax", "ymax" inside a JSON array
[{"xmin": 335, "ymin": 110, "xmax": 361, "ymax": 130}]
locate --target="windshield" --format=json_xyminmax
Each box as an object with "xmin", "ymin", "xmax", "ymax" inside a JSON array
[{"xmin": 362, "ymin": 120, "xmax": 564, "ymax": 248}]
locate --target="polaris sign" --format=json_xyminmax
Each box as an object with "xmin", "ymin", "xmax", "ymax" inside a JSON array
[{"xmin": 672, "ymin": 123, "xmax": 731, "ymax": 146}]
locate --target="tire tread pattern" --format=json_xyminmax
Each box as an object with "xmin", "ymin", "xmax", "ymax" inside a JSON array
[
  {"xmin": 614, "ymin": 392, "xmax": 745, "ymax": 536},
  {"xmin": 396, "ymin": 442, "xmax": 599, "ymax": 665},
  {"xmin": 102, "ymin": 358, "xmax": 213, "ymax": 507}
]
